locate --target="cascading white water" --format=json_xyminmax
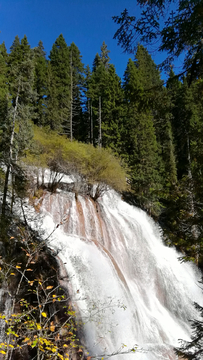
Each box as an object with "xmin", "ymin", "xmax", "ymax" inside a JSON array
[{"xmin": 37, "ymin": 188, "xmax": 202, "ymax": 360}]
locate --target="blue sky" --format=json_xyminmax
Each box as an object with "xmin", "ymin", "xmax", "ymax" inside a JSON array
[{"xmin": 0, "ymin": 0, "xmax": 182, "ymax": 81}]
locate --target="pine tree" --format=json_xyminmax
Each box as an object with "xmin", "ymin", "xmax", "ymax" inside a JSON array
[
  {"xmin": 100, "ymin": 64, "xmax": 124, "ymax": 151},
  {"xmin": 88, "ymin": 55, "xmax": 108, "ymax": 146},
  {"xmin": 82, "ymin": 65, "xmax": 92, "ymax": 143},
  {"xmin": 33, "ymin": 40, "xmax": 47, "ymax": 126},
  {"xmin": 122, "ymin": 57, "xmax": 163, "ymax": 213},
  {"xmin": 175, "ymin": 299, "xmax": 203, "ymax": 359},
  {"xmin": 68, "ymin": 42, "xmax": 84, "ymax": 141},
  {"xmin": 132, "ymin": 45, "xmax": 177, "ymax": 189},
  {"xmin": 1, "ymin": 35, "xmax": 36, "ymax": 217},
  {"xmin": 0, "ymin": 42, "xmax": 8, "ymax": 129},
  {"xmin": 47, "ymin": 34, "xmax": 70, "ymax": 133},
  {"xmin": 100, "ymin": 41, "xmax": 110, "ymax": 69},
  {"xmin": 160, "ymin": 74, "xmax": 203, "ymax": 265},
  {"xmin": 87, "ymin": 43, "xmax": 123, "ymax": 150},
  {"xmin": 45, "ymin": 62, "xmax": 59, "ymax": 130},
  {"xmin": 92, "ymin": 53, "xmax": 101, "ymax": 72}
]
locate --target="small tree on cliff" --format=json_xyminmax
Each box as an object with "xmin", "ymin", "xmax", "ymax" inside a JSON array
[{"xmin": 175, "ymin": 298, "xmax": 203, "ymax": 360}]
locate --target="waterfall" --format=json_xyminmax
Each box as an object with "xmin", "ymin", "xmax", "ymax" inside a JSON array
[{"xmin": 36, "ymin": 188, "xmax": 202, "ymax": 360}]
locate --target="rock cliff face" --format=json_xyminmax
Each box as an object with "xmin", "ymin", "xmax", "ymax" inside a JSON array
[{"xmin": 37, "ymin": 188, "xmax": 203, "ymax": 360}]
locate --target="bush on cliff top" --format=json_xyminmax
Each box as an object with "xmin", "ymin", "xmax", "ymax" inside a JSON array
[{"xmin": 23, "ymin": 126, "xmax": 128, "ymax": 194}]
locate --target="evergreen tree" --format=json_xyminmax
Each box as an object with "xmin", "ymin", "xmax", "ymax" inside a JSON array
[
  {"xmin": 87, "ymin": 43, "xmax": 123, "ymax": 150},
  {"xmin": 45, "ymin": 62, "xmax": 59, "ymax": 130},
  {"xmin": 82, "ymin": 65, "xmax": 92, "ymax": 143},
  {"xmin": 88, "ymin": 54, "xmax": 108, "ymax": 146},
  {"xmin": 132, "ymin": 45, "xmax": 177, "ymax": 189},
  {"xmin": 33, "ymin": 40, "xmax": 47, "ymax": 126},
  {"xmin": 0, "ymin": 42, "xmax": 8, "ymax": 129},
  {"xmin": 100, "ymin": 41, "xmax": 110, "ymax": 69},
  {"xmin": 47, "ymin": 34, "xmax": 70, "ymax": 133},
  {"xmin": 92, "ymin": 52, "xmax": 101, "ymax": 72},
  {"xmin": 113, "ymin": 1, "xmax": 203, "ymax": 80},
  {"xmin": 175, "ymin": 299, "xmax": 203, "ymax": 359},
  {"xmin": 122, "ymin": 57, "xmax": 163, "ymax": 213},
  {"xmin": 68, "ymin": 42, "xmax": 84, "ymax": 141},
  {"xmin": 160, "ymin": 74, "xmax": 203, "ymax": 265},
  {"xmin": 47, "ymin": 36, "xmax": 84, "ymax": 140},
  {"xmin": 1, "ymin": 35, "xmax": 36, "ymax": 217},
  {"xmin": 100, "ymin": 64, "xmax": 124, "ymax": 151}
]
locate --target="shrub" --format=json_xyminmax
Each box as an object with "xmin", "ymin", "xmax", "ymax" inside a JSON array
[{"xmin": 23, "ymin": 126, "xmax": 128, "ymax": 197}]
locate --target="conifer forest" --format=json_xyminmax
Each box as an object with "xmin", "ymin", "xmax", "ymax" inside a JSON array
[{"xmin": 1, "ymin": 1, "xmax": 203, "ymax": 359}]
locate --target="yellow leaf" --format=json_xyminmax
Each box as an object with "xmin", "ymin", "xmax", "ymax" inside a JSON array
[
  {"xmin": 23, "ymin": 337, "xmax": 30, "ymax": 343},
  {"xmin": 16, "ymin": 266, "xmax": 21, "ymax": 269},
  {"xmin": 46, "ymin": 286, "xmax": 53, "ymax": 290},
  {"xmin": 0, "ymin": 350, "xmax": 6, "ymax": 354},
  {"xmin": 26, "ymin": 269, "xmax": 33, "ymax": 271},
  {"xmin": 41, "ymin": 312, "xmax": 47, "ymax": 318},
  {"xmin": 36, "ymin": 323, "xmax": 41, "ymax": 330},
  {"xmin": 50, "ymin": 325, "xmax": 55, "ymax": 332},
  {"xmin": 10, "ymin": 273, "xmax": 15, "ymax": 276}
]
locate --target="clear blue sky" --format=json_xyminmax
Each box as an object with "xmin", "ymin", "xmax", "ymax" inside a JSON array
[{"xmin": 0, "ymin": 0, "xmax": 181, "ymax": 80}]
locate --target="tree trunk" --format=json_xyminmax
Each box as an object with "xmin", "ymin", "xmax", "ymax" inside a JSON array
[
  {"xmin": 70, "ymin": 50, "xmax": 73, "ymax": 141},
  {"xmin": 98, "ymin": 96, "xmax": 102, "ymax": 148},
  {"xmin": 1, "ymin": 85, "xmax": 20, "ymax": 218},
  {"xmin": 91, "ymin": 101, "xmax": 93, "ymax": 145},
  {"xmin": 187, "ymin": 135, "xmax": 199, "ymax": 264}
]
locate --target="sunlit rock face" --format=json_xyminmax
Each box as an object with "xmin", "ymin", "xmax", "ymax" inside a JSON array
[{"xmin": 38, "ymin": 189, "xmax": 202, "ymax": 360}]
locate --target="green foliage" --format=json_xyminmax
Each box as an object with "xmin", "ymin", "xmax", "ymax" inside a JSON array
[
  {"xmin": 122, "ymin": 49, "xmax": 165, "ymax": 214},
  {"xmin": 113, "ymin": 1, "xmax": 203, "ymax": 78},
  {"xmin": 33, "ymin": 41, "xmax": 47, "ymax": 126},
  {"xmin": 47, "ymin": 34, "xmax": 70, "ymax": 132},
  {"xmin": 86, "ymin": 44, "xmax": 124, "ymax": 150},
  {"xmin": 24, "ymin": 126, "xmax": 127, "ymax": 195},
  {"xmin": 175, "ymin": 299, "xmax": 203, "ymax": 359},
  {"xmin": 46, "ymin": 36, "xmax": 84, "ymax": 139}
]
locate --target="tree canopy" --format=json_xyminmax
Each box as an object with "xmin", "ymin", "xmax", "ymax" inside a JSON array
[{"xmin": 113, "ymin": 0, "xmax": 203, "ymax": 81}]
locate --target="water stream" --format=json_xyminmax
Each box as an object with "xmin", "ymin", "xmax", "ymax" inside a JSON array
[{"xmin": 36, "ymin": 188, "xmax": 202, "ymax": 359}]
